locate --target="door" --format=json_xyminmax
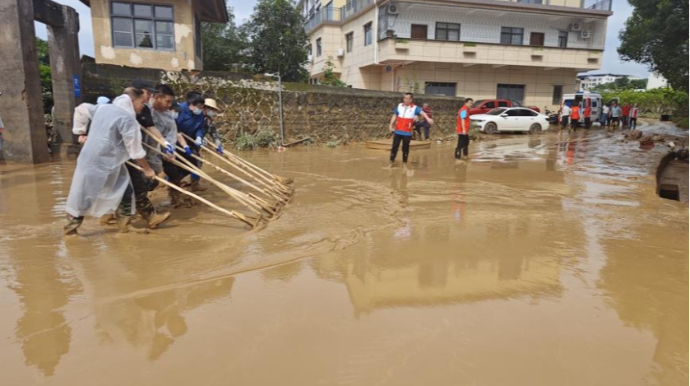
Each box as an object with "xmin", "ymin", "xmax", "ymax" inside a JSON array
[
  {"xmin": 411, "ymin": 24, "xmax": 428, "ymax": 39},
  {"xmin": 482, "ymin": 101, "xmax": 496, "ymax": 113},
  {"xmin": 516, "ymin": 108, "xmax": 538, "ymax": 131},
  {"xmin": 497, "ymin": 84, "xmax": 525, "ymax": 105},
  {"xmin": 529, "ymin": 32, "xmax": 545, "ymax": 46},
  {"xmin": 500, "ymin": 109, "xmax": 521, "ymax": 130}
]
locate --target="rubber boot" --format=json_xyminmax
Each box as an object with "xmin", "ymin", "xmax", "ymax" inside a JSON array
[
  {"xmin": 190, "ymin": 179, "xmax": 208, "ymax": 192},
  {"xmin": 100, "ymin": 214, "xmax": 115, "ymax": 226},
  {"xmin": 116, "ymin": 212, "xmax": 132, "ymax": 233},
  {"xmin": 64, "ymin": 215, "xmax": 83, "ymax": 236},
  {"xmin": 169, "ymin": 188, "xmax": 183, "ymax": 208},
  {"xmin": 143, "ymin": 211, "xmax": 172, "ymax": 229}
]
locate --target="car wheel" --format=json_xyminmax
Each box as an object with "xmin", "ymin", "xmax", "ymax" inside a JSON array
[
  {"xmin": 528, "ymin": 123, "xmax": 542, "ymax": 134},
  {"xmin": 485, "ymin": 122, "xmax": 498, "ymax": 134}
]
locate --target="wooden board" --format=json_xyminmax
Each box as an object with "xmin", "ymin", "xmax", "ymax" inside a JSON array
[{"xmin": 365, "ymin": 139, "xmax": 432, "ymax": 151}]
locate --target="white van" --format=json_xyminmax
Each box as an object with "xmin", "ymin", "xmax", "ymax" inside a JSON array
[{"xmin": 560, "ymin": 92, "xmax": 603, "ymax": 125}]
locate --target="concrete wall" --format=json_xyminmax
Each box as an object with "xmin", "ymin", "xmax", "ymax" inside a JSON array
[
  {"xmin": 89, "ymin": 0, "xmax": 202, "ymax": 71},
  {"xmin": 392, "ymin": 63, "xmax": 578, "ymax": 110}
]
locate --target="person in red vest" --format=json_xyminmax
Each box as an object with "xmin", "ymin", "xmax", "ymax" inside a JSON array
[
  {"xmin": 570, "ymin": 102, "xmax": 581, "ymax": 129},
  {"xmin": 388, "ymin": 93, "xmax": 433, "ymax": 167},
  {"xmin": 584, "ymin": 100, "xmax": 592, "ymax": 129},
  {"xmin": 629, "ymin": 104, "xmax": 639, "ymax": 130},
  {"xmin": 455, "ymin": 98, "xmax": 474, "ymax": 160},
  {"xmin": 622, "ymin": 103, "xmax": 631, "ymax": 128}
]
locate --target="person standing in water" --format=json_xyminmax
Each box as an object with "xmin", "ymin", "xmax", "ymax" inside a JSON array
[
  {"xmin": 64, "ymin": 88, "xmax": 156, "ymax": 235},
  {"xmin": 388, "ymin": 93, "xmax": 433, "ymax": 167},
  {"xmin": 455, "ymin": 98, "xmax": 473, "ymax": 160}
]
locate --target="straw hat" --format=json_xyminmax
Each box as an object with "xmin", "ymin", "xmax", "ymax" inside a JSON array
[{"xmin": 204, "ymin": 98, "xmax": 220, "ymax": 111}]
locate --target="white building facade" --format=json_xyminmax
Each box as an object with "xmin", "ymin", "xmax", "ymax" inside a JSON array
[
  {"xmin": 577, "ymin": 73, "xmax": 641, "ymax": 90},
  {"xmin": 299, "ymin": 0, "xmax": 613, "ymax": 110}
]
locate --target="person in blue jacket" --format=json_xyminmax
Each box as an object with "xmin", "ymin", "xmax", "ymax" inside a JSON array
[{"xmin": 175, "ymin": 92, "xmax": 207, "ymax": 191}]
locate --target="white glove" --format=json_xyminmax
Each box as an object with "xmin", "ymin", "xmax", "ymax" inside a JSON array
[{"xmin": 195, "ymin": 136, "xmax": 203, "ymax": 147}]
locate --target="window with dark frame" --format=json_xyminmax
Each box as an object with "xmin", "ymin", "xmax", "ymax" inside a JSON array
[
  {"xmin": 500, "ymin": 27, "xmax": 524, "ymax": 45},
  {"xmin": 529, "ymin": 32, "xmax": 545, "ymax": 46},
  {"xmin": 435, "ymin": 22, "xmax": 460, "ymax": 41},
  {"xmin": 558, "ymin": 31, "xmax": 568, "ymax": 48},
  {"xmin": 316, "ymin": 38, "xmax": 322, "ymax": 56},
  {"xmin": 111, "ymin": 1, "xmax": 175, "ymax": 51},
  {"xmin": 411, "ymin": 24, "xmax": 428, "ymax": 39},
  {"xmin": 346, "ymin": 32, "xmax": 354, "ymax": 52},
  {"xmin": 364, "ymin": 23, "xmax": 372, "ymax": 46},
  {"xmin": 552, "ymin": 85, "xmax": 563, "ymax": 105}
]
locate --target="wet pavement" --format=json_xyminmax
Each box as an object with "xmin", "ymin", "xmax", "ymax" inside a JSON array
[{"xmin": 0, "ymin": 123, "xmax": 687, "ymax": 386}]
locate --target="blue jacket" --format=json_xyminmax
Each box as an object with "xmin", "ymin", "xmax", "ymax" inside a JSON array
[{"xmin": 175, "ymin": 102, "xmax": 205, "ymax": 140}]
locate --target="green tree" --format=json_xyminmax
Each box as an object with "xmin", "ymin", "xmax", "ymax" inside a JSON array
[
  {"xmin": 320, "ymin": 56, "xmax": 347, "ymax": 87},
  {"xmin": 202, "ymin": 6, "xmax": 248, "ymax": 71},
  {"xmin": 618, "ymin": 0, "xmax": 689, "ymax": 91},
  {"xmin": 36, "ymin": 37, "xmax": 53, "ymax": 113},
  {"xmin": 244, "ymin": 0, "xmax": 309, "ymax": 82}
]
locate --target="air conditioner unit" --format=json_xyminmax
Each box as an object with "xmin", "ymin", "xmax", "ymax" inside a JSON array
[
  {"xmin": 307, "ymin": 54, "xmax": 313, "ymax": 62},
  {"xmin": 337, "ymin": 48, "xmax": 345, "ymax": 57},
  {"xmin": 570, "ymin": 22, "xmax": 583, "ymax": 32},
  {"xmin": 388, "ymin": 3, "xmax": 399, "ymax": 14},
  {"xmin": 580, "ymin": 30, "xmax": 591, "ymax": 39}
]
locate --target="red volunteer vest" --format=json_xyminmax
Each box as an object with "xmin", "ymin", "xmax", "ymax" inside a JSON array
[
  {"xmin": 395, "ymin": 103, "xmax": 418, "ymax": 133},
  {"xmin": 571, "ymin": 106, "xmax": 581, "ymax": 120},
  {"xmin": 456, "ymin": 106, "xmax": 471, "ymax": 134}
]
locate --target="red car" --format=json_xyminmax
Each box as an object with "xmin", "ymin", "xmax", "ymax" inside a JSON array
[{"xmin": 469, "ymin": 99, "xmax": 541, "ymax": 116}]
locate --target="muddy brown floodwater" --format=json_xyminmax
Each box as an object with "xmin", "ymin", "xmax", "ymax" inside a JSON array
[{"xmin": 0, "ymin": 123, "xmax": 687, "ymax": 386}]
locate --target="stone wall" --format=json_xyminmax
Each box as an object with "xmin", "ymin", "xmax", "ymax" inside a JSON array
[{"xmin": 82, "ymin": 63, "xmax": 466, "ymax": 144}]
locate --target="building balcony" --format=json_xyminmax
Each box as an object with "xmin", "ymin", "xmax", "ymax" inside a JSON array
[
  {"xmin": 377, "ymin": 38, "xmax": 603, "ymax": 71},
  {"xmin": 305, "ymin": 0, "xmax": 375, "ymax": 33}
]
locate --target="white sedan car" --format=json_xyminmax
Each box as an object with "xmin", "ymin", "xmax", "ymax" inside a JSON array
[{"xmin": 471, "ymin": 107, "xmax": 550, "ymax": 134}]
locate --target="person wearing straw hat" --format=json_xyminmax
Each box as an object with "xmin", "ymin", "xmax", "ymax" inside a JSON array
[{"xmin": 203, "ymin": 98, "xmax": 224, "ymax": 155}]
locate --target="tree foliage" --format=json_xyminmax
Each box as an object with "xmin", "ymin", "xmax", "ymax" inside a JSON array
[
  {"xmin": 36, "ymin": 37, "xmax": 53, "ymax": 113},
  {"xmin": 320, "ymin": 56, "xmax": 347, "ymax": 87},
  {"xmin": 599, "ymin": 88, "xmax": 688, "ymax": 117},
  {"xmin": 618, "ymin": 0, "xmax": 689, "ymax": 91},
  {"xmin": 202, "ymin": 7, "xmax": 248, "ymax": 71},
  {"xmin": 244, "ymin": 0, "xmax": 309, "ymax": 82}
]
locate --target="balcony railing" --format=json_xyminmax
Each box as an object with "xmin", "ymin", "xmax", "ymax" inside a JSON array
[
  {"xmin": 585, "ymin": 0, "xmax": 612, "ymax": 11},
  {"xmin": 305, "ymin": 0, "xmax": 374, "ymax": 33}
]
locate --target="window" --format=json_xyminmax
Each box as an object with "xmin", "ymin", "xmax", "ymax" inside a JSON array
[
  {"xmin": 558, "ymin": 31, "xmax": 568, "ymax": 48},
  {"xmin": 505, "ymin": 109, "xmax": 520, "ymax": 117},
  {"xmin": 498, "ymin": 101, "xmax": 510, "ymax": 107},
  {"xmin": 500, "ymin": 27, "xmax": 524, "ymax": 45},
  {"xmin": 497, "ymin": 84, "xmax": 525, "ymax": 104},
  {"xmin": 552, "ymin": 85, "xmax": 563, "ymax": 105},
  {"xmin": 364, "ymin": 23, "xmax": 372, "ymax": 46},
  {"xmin": 345, "ymin": 32, "xmax": 353, "ymax": 52},
  {"xmin": 484, "ymin": 101, "xmax": 496, "ymax": 109},
  {"xmin": 111, "ymin": 1, "xmax": 174, "ymax": 50},
  {"xmin": 425, "ymin": 82, "xmax": 456, "ymax": 96},
  {"xmin": 411, "ymin": 24, "xmax": 428, "ymax": 39},
  {"xmin": 316, "ymin": 38, "xmax": 322, "ymax": 56},
  {"xmin": 529, "ymin": 32, "xmax": 545, "ymax": 46},
  {"xmin": 435, "ymin": 22, "xmax": 460, "ymax": 41},
  {"xmin": 517, "ymin": 109, "xmax": 538, "ymax": 117}
]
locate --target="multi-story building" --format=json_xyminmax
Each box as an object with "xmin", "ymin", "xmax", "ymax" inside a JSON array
[
  {"xmin": 577, "ymin": 73, "xmax": 640, "ymax": 90},
  {"xmin": 299, "ymin": 0, "xmax": 613, "ymax": 109},
  {"xmin": 78, "ymin": 0, "xmax": 228, "ymax": 71}
]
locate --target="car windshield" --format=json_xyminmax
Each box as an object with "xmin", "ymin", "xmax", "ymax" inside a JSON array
[
  {"xmin": 471, "ymin": 100, "xmax": 487, "ymax": 108},
  {"xmin": 486, "ymin": 108, "xmax": 508, "ymax": 115},
  {"xmin": 511, "ymin": 100, "xmax": 523, "ymax": 107}
]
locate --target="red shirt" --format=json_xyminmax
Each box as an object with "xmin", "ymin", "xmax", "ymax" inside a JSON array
[
  {"xmin": 456, "ymin": 106, "xmax": 471, "ymax": 134},
  {"xmin": 630, "ymin": 107, "xmax": 638, "ymax": 118},
  {"xmin": 584, "ymin": 106, "xmax": 591, "ymax": 117},
  {"xmin": 622, "ymin": 105, "xmax": 631, "ymax": 116}
]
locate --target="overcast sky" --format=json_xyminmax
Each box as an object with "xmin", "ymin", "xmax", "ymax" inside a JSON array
[{"xmin": 35, "ymin": 0, "xmax": 650, "ymax": 78}]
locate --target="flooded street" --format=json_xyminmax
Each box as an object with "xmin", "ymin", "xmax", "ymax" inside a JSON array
[{"xmin": 0, "ymin": 124, "xmax": 687, "ymax": 386}]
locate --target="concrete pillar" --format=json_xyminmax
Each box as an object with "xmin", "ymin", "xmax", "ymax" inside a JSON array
[
  {"xmin": 0, "ymin": 0, "xmax": 49, "ymax": 163},
  {"xmin": 47, "ymin": 5, "xmax": 82, "ymax": 147}
]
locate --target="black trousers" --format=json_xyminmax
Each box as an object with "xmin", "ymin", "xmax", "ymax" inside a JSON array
[
  {"xmin": 163, "ymin": 146, "xmax": 201, "ymax": 184},
  {"xmin": 572, "ymin": 119, "xmax": 580, "ymax": 129},
  {"xmin": 560, "ymin": 116, "xmax": 569, "ymax": 129},
  {"xmin": 584, "ymin": 117, "xmax": 591, "ymax": 129},
  {"xmin": 630, "ymin": 117, "xmax": 637, "ymax": 129},
  {"xmin": 455, "ymin": 134, "xmax": 470, "ymax": 159},
  {"xmin": 390, "ymin": 134, "xmax": 411, "ymax": 163},
  {"xmin": 124, "ymin": 163, "xmax": 155, "ymax": 217},
  {"xmin": 414, "ymin": 122, "xmax": 430, "ymax": 140}
]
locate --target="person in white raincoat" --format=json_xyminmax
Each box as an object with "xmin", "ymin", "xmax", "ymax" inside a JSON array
[{"xmin": 64, "ymin": 88, "xmax": 156, "ymax": 235}]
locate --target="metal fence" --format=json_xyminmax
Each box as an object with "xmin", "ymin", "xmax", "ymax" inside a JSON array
[{"xmin": 585, "ymin": 0, "xmax": 613, "ymax": 11}]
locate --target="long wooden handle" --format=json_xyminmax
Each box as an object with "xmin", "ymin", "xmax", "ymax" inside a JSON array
[{"xmin": 125, "ymin": 161, "xmax": 257, "ymax": 228}]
